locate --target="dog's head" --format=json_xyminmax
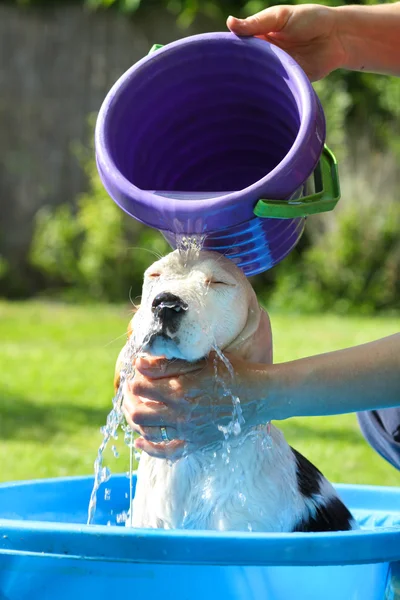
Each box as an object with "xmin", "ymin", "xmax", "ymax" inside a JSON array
[{"xmin": 128, "ymin": 249, "xmax": 272, "ymax": 364}]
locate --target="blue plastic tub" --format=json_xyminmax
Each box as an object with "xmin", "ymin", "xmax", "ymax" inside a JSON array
[{"xmin": 0, "ymin": 474, "xmax": 399, "ymax": 600}]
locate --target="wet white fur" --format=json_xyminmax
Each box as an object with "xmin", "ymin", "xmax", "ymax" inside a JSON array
[
  {"xmin": 125, "ymin": 250, "xmax": 343, "ymax": 532},
  {"xmin": 130, "ymin": 425, "xmax": 344, "ymax": 531}
]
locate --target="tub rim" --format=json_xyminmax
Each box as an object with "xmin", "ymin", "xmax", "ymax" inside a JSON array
[{"xmin": 0, "ymin": 476, "xmax": 399, "ymax": 567}]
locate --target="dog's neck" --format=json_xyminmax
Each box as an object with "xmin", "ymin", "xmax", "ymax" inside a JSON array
[
  {"xmin": 132, "ymin": 423, "xmax": 291, "ymax": 531},
  {"xmin": 196, "ymin": 423, "xmax": 272, "ymax": 455}
]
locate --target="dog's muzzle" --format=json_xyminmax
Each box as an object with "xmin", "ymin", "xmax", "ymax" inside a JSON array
[{"xmin": 151, "ymin": 292, "xmax": 188, "ymax": 334}]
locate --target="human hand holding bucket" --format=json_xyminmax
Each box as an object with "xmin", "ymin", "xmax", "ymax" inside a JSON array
[{"xmin": 95, "ymin": 33, "xmax": 340, "ymax": 276}]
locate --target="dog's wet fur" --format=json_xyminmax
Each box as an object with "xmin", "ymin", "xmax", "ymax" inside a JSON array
[{"xmin": 116, "ymin": 250, "xmax": 356, "ymax": 533}]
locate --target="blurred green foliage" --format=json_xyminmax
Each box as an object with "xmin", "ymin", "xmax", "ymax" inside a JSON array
[{"xmin": 30, "ymin": 117, "xmax": 170, "ymax": 302}]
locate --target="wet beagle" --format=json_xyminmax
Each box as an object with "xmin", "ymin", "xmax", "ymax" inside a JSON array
[{"xmin": 115, "ymin": 250, "xmax": 355, "ymax": 533}]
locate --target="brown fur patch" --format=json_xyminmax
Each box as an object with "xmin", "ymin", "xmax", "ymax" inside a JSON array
[
  {"xmin": 114, "ymin": 316, "xmax": 136, "ymax": 392},
  {"xmin": 113, "ymin": 372, "xmax": 121, "ymax": 393}
]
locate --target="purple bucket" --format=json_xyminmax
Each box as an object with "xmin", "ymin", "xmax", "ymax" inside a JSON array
[{"xmin": 95, "ymin": 33, "xmax": 340, "ymax": 276}]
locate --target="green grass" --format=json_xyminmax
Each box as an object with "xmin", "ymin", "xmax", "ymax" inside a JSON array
[{"xmin": 0, "ymin": 301, "xmax": 399, "ymax": 486}]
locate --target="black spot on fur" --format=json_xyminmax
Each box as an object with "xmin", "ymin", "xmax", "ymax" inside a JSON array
[
  {"xmin": 291, "ymin": 447, "xmax": 355, "ymax": 532},
  {"xmin": 293, "ymin": 496, "xmax": 354, "ymax": 532},
  {"xmin": 291, "ymin": 447, "xmax": 324, "ymax": 498}
]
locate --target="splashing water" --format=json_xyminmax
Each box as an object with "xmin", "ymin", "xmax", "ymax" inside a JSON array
[
  {"xmin": 126, "ymin": 429, "xmax": 135, "ymax": 527},
  {"xmin": 211, "ymin": 345, "xmax": 272, "ymax": 449},
  {"xmin": 205, "ymin": 345, "xmax": 274, "ymax": 531},
  {"xmin": 87, "ymin": 336, "xmax": 137, "ymax": 525},
  {"xmin": 212, "ymin": 345, "xmax": 245, "ymax": 441},
  {"xmin": 209, "ymin": 342, "xmax": 273, "ymax": 529},
  {"xmin": 175, "ymin": 234, "xmax": 207, "ymax": 265}
]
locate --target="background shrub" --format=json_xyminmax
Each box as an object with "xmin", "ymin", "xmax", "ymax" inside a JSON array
[
  {"xmin": 266, "ymin": 144, "xmax": 400, "ymax": 314},
  {"xmin": 30, "ymin": 119, "xmax": 169, "ymax": 302}
]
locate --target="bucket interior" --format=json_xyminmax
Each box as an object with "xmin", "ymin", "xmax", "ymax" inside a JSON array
[{"xmin": 104, "ymin": 38, "xmax": 302, "ymax": 195}]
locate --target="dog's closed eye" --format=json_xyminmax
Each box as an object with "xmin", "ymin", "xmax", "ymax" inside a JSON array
[
  {"xmin": 205, "ymin": 279, "xmax": 235, "ymax": 287},
  {"xmin": 148, "ymin": 273, "xmax": 161, "ymax": 279}
]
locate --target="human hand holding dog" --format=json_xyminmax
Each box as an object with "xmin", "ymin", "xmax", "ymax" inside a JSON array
[
  {"xmin": 123, "ymin": 333, "xmax": 400, "ymax": 459},
  {"xmin": 123, "ymin": 353, "xmax": 270, "ymax": 459}
]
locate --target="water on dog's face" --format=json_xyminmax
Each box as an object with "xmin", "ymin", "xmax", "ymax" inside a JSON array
[{"xmin": 131, "ymin": 248, "xmax": 250, "ymax": 362}]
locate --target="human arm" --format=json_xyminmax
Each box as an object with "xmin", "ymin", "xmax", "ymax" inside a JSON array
[
  {"xmin": 123, "ymin": 333, "xmax": 400, "ymax": 457},
  {"xmin": 264, "ymin": 333, "xmax": 400, "ymax": 420},
  {"xmin": 227, "ymin": 3, "xmax": 400, "ymax": 81}
]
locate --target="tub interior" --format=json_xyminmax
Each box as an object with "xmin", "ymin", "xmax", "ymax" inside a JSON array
[
  {"xmin": 105, "ymin": 38, "xmax": 301, "ymax": 195},
  {"xmin": 1, "ymin": 475, "xmax": 400, "ymax": 531}
]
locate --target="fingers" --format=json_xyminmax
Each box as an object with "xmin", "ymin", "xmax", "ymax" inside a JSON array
[
  {"xmin": 136, "ymin": 350, "xmax": 232, "ymax": 381},
  {"xmin": 123, "ymin": 389, "xmax": 172, "ymax": 427},
  {"xmin": 135, "ymin": 355, "xmax": 204, "ymax": 379},
  {"xmin": 227, "ymin": 6, "xmax": 291, "ymax": 37},
  {"xmin": 134, "ymin": 437, "xmax": 186, "ymax": 460},
  {"xmin": 129, "ymin": 422, "xmax": 178, "ymax": 444},
  {"xmin": 128, "ymin": 370, "xmax": 183, "ymax": 405}
]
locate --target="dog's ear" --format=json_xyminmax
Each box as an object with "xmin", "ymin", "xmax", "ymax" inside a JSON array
[
  {"xmin": 224, "ymin": 290, "xmax": 273, "ymax": 365},
  {"xmin": 114, "ymin": 346, "xmax": 126, "ymax": 392},
  {"xmin": 127, "ymin": 303, "xmax": 140, "ymax": 337},
  {"xmin": 114, "ymin": 317, "xmax": 136, "ymax": 392}
]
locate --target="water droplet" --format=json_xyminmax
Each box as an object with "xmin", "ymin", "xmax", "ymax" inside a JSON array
[
  {"xmin": 104, "ymin": 488, "xmax": 111, "ymax": 501},
  {"xmin": 116, "ymin": 511, "xmax": 129, "ymax": 524},
  {"xmin": 124, "ymin": 430, "xmax": 134, "ymax": 447},
  {"xmin": 100, "ymin": 467, "xmax": 111, "ymax": 483},
  {"xmin": 233, "ymin": 421, "xmax": 241, "ymax": 436}
]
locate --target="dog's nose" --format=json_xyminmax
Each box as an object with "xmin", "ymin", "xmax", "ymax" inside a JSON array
[{"xmin": 152, "ymin": 293, "xmax": 188, "ymax": 328}]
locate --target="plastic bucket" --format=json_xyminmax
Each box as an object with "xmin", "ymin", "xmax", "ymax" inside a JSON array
[
  {"xmin": 1, "ymin": 475, "xmax": 399, "ymax": 600},
  {"xmin": 95, "ymin": 33, "xmax": 340, "ymax": 276}
]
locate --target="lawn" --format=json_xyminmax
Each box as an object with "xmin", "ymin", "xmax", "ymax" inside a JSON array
[{"xmin": 0, "ymin": 301, "xmax": 399, "ymax": 487}]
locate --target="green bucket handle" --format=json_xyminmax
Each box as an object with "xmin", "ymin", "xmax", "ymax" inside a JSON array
[
  {"xmin": 149, "ymin": 44, "xmax": 164, "ymax": 54},
  {"xmin": 254, "ymin": 145, "xmax": 341, "ymax": 219},
  {"xmin": 148, "ymin": 44, "xmax": 340, "ymax": 220}
]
